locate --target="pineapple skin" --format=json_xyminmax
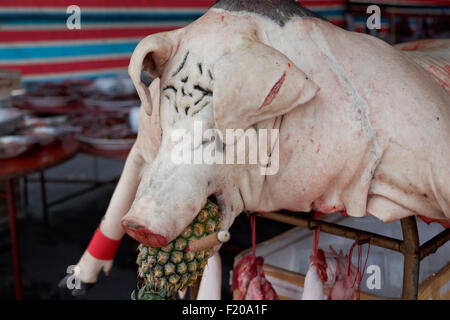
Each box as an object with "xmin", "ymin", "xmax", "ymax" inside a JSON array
[{"xmin": 135, "ymin": 200, "xmax": 221, "ymax": 300}]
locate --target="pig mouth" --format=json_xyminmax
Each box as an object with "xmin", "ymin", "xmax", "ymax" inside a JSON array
[{"xmin": 121, "ymin": 217, "xmax": 169, "ymax": 247}]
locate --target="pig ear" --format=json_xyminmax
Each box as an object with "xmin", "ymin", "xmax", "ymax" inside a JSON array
[
  {"xmin": 148, "ymin": 78, "xmax": 162, "ymax": 149},
  {"xmin": 212, "ymin": 41, "xmax": 319, "ymax": 144},
  {"xmin": 135, "ymin": 78, "xmax": 162, "ymax": 161},
  {"xmin": 129, "ymin": 34, "xmax": 172, "ymax": 116}
]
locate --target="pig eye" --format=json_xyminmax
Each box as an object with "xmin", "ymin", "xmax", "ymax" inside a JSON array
[
  {"xmin": 202, "ymin": 138, "xmax": 213, "ymax": 145},
  {"xmin": 202, "ymin": 135, "xmax": 224, "ymax": 152},
  {"xmin": 216, "ymin": 136, "xmax": 224, "ymax": 153},
  {"xmin": 163, "ymin": 85, "xmax": 177, "ymax": 94}
]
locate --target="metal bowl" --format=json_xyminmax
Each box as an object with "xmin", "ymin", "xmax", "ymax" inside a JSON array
[
  {"xmin": 83, "ymin": 97, "xmax": 140, "ymax": 110},
  {"xmin": 25, "ymin": 95, "xmax": 76, "ymax": 108},
  {"xmin": 22, "ymin": 126, "xmax": 63, "ymax": 146},
  {"xmin": 0, "ymin": 135, "xmax": 36, "ymax": 159},
  {"xmin": 76, "ymin": 134, "xmax": 135, "ymax": 151},
  {"xmin": 0, "ymin": 108, "xmax": 24, "ymax": 136},
  {"xmin": 23, "ymin": 115, "xmax": 69, "ymax": 127}
]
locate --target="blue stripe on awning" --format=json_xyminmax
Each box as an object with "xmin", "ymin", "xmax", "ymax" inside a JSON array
[
  {"xmin": 309, "ymin": 9, "xmax": 345, "ymax": 16},
  {"xmin": 0, "ymin": 19, "xmax": 198, "ymax": 25},
  {"xmin": 0, "ymin": 42, "xmax": 138, "ymax": 60},
  {"xmin": 0, "ymin": 9, "xmax": 347, "ymax": 25}
]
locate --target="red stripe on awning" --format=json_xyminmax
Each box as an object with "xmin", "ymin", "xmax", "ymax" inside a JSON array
[
  {"xmin": 0, "ymin": 0, "xmax": 215, "ymax": 8},
  {"xmin": 0, "ymin": 27, "xmax": 178, "ymax": 43},
  {"xmin": 299, "ymin": 1, "xmax": 346, "ymax": 6},
  {"xmin": 347, "ymin": 0, "xmax": 450, "ymax": 5},
  {"xmin": 0, "ymin": 57, "xmax": 130, "ymax": 75}
]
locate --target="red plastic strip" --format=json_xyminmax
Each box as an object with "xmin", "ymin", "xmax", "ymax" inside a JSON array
[{"xmin": 87, "ymin": 227, "xmax": 121, "ymax": 260}]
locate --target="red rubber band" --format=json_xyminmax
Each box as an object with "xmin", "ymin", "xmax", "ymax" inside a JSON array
[
  {"xmin": 251, "ymin": 215, "xmax": 256, "ymax": 257},
  {"xmin": 311, "ymin": 227, "xmax": 328, "ymax": 282},
  {"xmin": 87, "ymin": 227, "xmax": 121, "ymax": 260}
]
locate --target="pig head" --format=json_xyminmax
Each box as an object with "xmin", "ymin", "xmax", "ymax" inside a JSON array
[{"xmin": 122, "ymin": 0, "xmax": 450, "ymax": 247}]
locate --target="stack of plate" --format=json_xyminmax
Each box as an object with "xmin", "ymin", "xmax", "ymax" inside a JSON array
[
  {"xmin": 0, "ymin": 108, "xmax": 24, "ymax": 136},
  {"xmin": 0, "ymin": 135, "xmax": 36, "ymax": 159}
]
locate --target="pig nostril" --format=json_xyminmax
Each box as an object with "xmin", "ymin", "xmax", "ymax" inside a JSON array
[{"xmin": 122, "ymin": 218, "xmax": 146, "ymax": 230}]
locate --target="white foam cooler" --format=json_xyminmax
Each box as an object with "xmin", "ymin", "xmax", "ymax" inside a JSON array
[{"xmin": 233, "ymin": 214, "xmax": 449, "ymax": 299}]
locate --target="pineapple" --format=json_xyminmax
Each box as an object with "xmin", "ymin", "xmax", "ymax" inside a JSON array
[{"xmin": 132, "ymin": 200, "xmax": 221, "ymax": 300}]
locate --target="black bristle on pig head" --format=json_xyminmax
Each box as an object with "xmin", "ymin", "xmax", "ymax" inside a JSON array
[{"xmin": 212, "ymin": 0, "xmax": 327, "ymax": 27}]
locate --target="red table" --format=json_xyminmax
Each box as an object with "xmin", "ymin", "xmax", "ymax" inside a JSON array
[
  {"xmin": 14, "ymin": 101, "xmax": 131, "ymax": 116},
  {"xmin": 0, "ymin": 135, "xmax": 79, "ymax": 300}
]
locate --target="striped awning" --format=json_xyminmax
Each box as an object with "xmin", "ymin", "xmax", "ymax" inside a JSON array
[{"xmin": 0, "ymin": 0, "xmax": 346, "ymax": 83}]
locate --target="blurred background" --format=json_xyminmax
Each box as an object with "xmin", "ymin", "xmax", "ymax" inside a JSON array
[{"xmin": 0, "ymin": 0, "xmax": 448, "ymax": 300}]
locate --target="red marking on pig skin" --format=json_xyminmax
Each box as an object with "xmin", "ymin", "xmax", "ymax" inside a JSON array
[
  {"xmin": 399, "ymin": 39, "xmax": 435, "ymax": 51},
  {"xmin": 284, "ymin": 133, "xmax": 291, "ymax": 142},
  {"xmin": 221, "ymin": 15, "xmax": 224, "ymax": 22},
  {"xmin": 121, "ymin": 218, "xmax": 168, "ymax": 247},
  {"xmin": 288, "ymin": 63, "xmax": 291, "ymax": 68},
  {"xmin": 259, "ymin": 72, "xmax": 286, "ymax": 109},
  {"xmin": 418, "ymin": 215, "xmax": 450, "ymax": 228},
  {"xmin": 426, "ymin": 65, "xmax": 450, "ymax": 91}
]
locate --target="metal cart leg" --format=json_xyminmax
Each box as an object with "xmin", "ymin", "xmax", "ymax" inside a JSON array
[
  {"xmin": 6, "ymin": 179, "xmax": 22, "ymax": 300},
  {"xmin": 22, "ymin": 176, "xmax": 28, "ymax": 207},
  {"xmin": 39, "ymin": 171, "xmax": 49, "ymax": 229},
  {"xmin": 400, "ymin": 216, "xmax": 420, "ymax": 300}
]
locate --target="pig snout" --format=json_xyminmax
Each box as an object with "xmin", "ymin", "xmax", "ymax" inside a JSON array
[
  {"xmin": 120, "ymin": 189, "xmax": 206, "ymax": 247},
  {"xmin": 120, "ymin": 196, "xmax": 174, "ymax": 247}
]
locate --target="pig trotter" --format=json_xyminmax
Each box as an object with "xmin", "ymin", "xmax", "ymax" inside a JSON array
[{"xmin": 57, "ymin": 274, "xmax": 95, "ymax": 298}]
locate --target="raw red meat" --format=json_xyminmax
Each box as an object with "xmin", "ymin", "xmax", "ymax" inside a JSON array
[{"xmin": 231, "ymin": 255, "xmax": 279, "ymax": 300}]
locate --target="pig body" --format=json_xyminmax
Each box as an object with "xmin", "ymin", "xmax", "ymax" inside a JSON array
[
  {"xmin": 258, "ymin": 18, "xmax": 450, "ymax": 224},
  {"xmin": 121, "ymin": 0, "xmax": 450, "ymax": 247}
]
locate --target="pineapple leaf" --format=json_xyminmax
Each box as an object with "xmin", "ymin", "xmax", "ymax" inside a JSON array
[{"xmin": 138, "ymin": 284, "xmax": 147, "ymax": 300}]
